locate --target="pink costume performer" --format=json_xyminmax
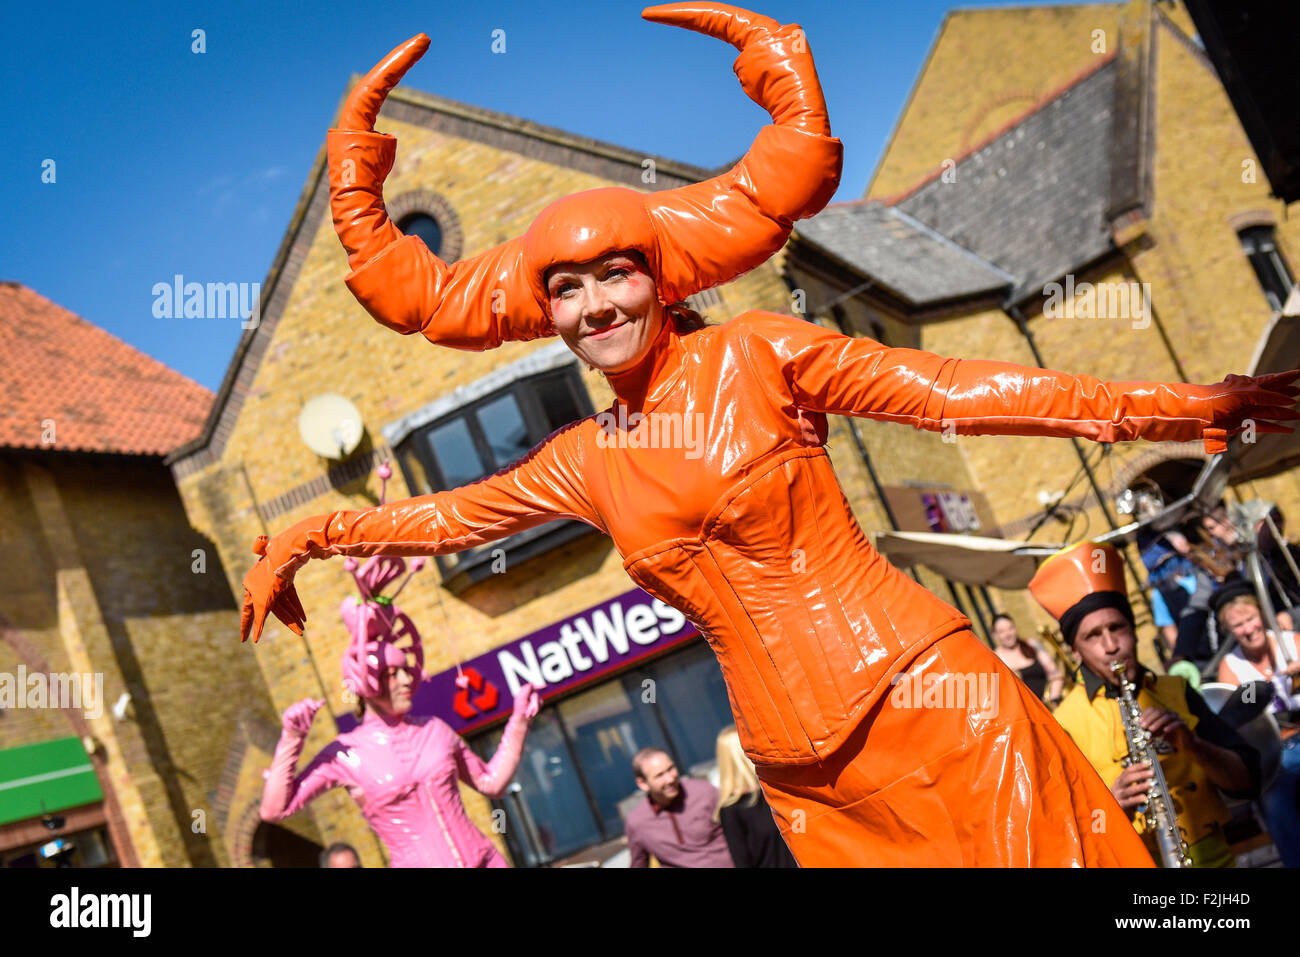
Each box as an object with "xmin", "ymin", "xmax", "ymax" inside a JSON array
[{"xmin": 260, "ymin": 537, "xmax": 540, "ymax": 867}]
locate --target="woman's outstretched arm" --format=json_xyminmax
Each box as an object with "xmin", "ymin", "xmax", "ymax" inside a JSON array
[
  {"xmin": 453, "ymin": 685, "xmax": 540, "ymax": 799},
  {"xmin": 261, "ymin": 698, "xmax": 345, "ymax": 821},
  {"xmin": 240, "ymin": 422, "xmax": 601, "ymax": 643},
  {"xmin": 734, "ymin": 311, "xmax": 1299, "ymax": 454}
]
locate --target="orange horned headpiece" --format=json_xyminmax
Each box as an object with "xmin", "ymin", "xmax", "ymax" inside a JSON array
[{"xmin": 325, "ymin": 3, "xmax": 842, "ymax": 350}]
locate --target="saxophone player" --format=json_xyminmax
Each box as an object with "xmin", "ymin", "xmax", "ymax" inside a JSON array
[{"xmin": 1029, "ymin": 542, "xmax": 1261, "ymax": 867}]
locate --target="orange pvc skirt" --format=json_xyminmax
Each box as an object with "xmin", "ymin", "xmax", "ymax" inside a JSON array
[{"xmin": 756, "ymin": 630, "xmax": 1155, "ymax": 867}]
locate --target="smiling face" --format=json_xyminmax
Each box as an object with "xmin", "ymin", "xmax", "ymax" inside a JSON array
[
  {"xmin": 635, "ymin": 750, "xmax": 680, "ymax": 806},
  {"xmin": 545, "ymin": 251, "xmax": 666, "ymax": 374},
  {"xmin": 991, "ymin": 617, "xmax": 1019, "ymax": 650},
  {"xmin": 1222, "ymin": 600, "xmax": 1269, "ymax": 658}
]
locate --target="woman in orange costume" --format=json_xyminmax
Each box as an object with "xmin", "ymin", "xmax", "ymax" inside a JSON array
[{"xmin": 241, "ymin": 4, "xmax": 1300, "ymax": 866}]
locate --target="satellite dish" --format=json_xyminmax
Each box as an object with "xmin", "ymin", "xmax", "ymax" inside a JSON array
[{"xmin": 298, "ymin": 393, "xmax": 365, "ymax": 460}]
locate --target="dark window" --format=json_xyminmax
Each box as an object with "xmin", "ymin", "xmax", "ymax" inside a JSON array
[
  {"xmin": 1239, "ymin": 225, "xmax": 1294, "ymax": 311},
  {"xmin": 398, "ymin": 213, "xmax": 443, "ymax": 257},
  {"xmin": 394, "ymin": 366, "xmax": 596, "ymax": 589},
  {"xmin": 470, "ymin": 639, "xmax": 733, "ymax": 867}
]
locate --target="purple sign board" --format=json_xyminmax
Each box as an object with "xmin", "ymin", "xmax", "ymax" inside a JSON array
[{"xmin": 340, "ymin": 587, "xmax": 698, "ymax": 736}]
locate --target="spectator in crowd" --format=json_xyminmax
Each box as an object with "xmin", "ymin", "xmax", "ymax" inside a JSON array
[
  {"xmin": 1254, "ymin": 506, "xmax": 1300, "ymax": 609},
  {"xmin": 625, "ymin": 748, "xmax": 733, "ymax": 868},
  {"xmin": 320, "ymin": 842, "xmax": 362, "ymax": 868},
  {"xmin": 714, "ymin": 726, "xmax": 797, "ymax": 868},
  {"xmin": 1137, "ymin": 528, "xmax": 1198, "ymax": 660},
  {"xmin": 1171, "ymin": 502, "xmax": 1246, "ymax": 673},
  {"xmin": 1214, "ymin": 583, "xmax": 1300, "ymax": 867},
  {"xmin": 990, "ymin": 613, "xmax": 1063, "ymax": 706}
]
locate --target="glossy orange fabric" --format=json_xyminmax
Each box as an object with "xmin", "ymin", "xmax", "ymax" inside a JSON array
[
  {"xmin": 757, "ymin": 630, "xmax": 1154, "ymax": 866},
  {"xmin": 244, "ymin": 312, "xmax": 1262, "ymax": 865}
]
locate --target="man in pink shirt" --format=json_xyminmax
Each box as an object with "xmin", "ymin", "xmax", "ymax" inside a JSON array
[{"xmin": 625, "ymin": 748, "xmax": 735, "ymax": 868}]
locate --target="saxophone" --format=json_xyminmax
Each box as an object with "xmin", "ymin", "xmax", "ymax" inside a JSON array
[{"xmin": 1111, "ymin": 661, "xmax": 1193, "ymax": 868}]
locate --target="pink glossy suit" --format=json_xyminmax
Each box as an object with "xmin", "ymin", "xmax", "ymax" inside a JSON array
[
  {"xmin": 242, "ymin": 4, "xmax": 1299, "ymax": 866},
  {"xmin": 260, "ymin": 551, "xmax": 536, "ymax": 868}
]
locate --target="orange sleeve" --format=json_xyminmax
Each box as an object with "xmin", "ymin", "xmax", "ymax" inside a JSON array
[
  {"xmin": 264, "ymin": 422, "xmax": 603, "ymax": 578},
  {"xmin": 326, "ymin": 129, "xmax": 553, "ymax": 351},
  {"xmin": 733, "ymin": 311, "xmax": 1224, "ymax": 447}
]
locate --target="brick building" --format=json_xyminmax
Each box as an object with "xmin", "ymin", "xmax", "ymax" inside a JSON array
[
  {"xmin": 19, "ymin": 0, "xmax": 1275, "ymax": 867},
  {"xmin": 0, "ymin": 282, "xmax": 302, "ymax": 868}
]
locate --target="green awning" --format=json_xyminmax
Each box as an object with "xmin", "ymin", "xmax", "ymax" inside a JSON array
[{"xmin": 0, "ymin": 737, "xmax": 102, "ymax": 826}]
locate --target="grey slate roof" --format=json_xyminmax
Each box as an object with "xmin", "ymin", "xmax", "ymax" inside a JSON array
[
  {"xmin": 795, "ymin": 202, "xmax": 1012, "ymax": 306},
  {"xmin": 797, "ymin": 57, "xmax": 1120, "ymax": 311},
  {"xmin": 895, "ymin": 58, "xmax": 1119, "ymax": 304}
]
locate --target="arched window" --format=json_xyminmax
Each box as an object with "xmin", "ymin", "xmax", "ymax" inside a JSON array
[{"xmin": 398, "ymin": 212, "xmax": 443, "ymax": 257}]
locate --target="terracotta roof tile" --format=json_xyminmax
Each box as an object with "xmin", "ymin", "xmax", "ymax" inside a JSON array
[{"xmin": 0, "ymin": 282, "xmax": 214, "ymax": 456}]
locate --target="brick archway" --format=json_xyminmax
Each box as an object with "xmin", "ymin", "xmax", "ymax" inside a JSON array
[
  {"xmin": 1108, "ymin": 441, "xmax": 1208, "ymax": 497},
  {"xmin": 231, "ymin": 801, "xmax": 262, "ymax": 868}
]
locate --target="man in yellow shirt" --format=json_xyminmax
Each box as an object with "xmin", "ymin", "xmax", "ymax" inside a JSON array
[{"xmin": 1029, "ymin": 542, "xmax": 1260, "ymax": 867}]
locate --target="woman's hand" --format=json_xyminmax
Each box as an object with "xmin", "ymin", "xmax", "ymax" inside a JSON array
[
  {"xmin": 281, "ymin": 698, "xmax": 325, "ymax": 738},
  {"xmin": 1197, "ymin": 369, "xmax": 1300, "ymax": 452},
  {"xmin": 240, "ymin": 533, "xmax": 307, "ymax": 643},
  {"xmin": 512, "ymin": 683, "xmax": 541, "ymax": 722}
]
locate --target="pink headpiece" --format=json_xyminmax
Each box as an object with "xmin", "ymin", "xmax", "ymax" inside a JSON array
[{"xmin": 339, "ymin": 464, "xmax": 427, "ymax": 699}]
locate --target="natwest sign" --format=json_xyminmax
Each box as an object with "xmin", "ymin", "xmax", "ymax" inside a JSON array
[{"xmin": 412, "ymin": 587, "xmax": 697, "ymax": 735}]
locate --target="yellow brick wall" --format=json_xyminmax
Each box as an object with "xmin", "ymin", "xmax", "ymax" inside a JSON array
[
  {"xmin": 867, "ymin": 4, "xmax": 1122, "ymax": 199},
  {"xmin": 876, "ymin": 2, "xmax": 1300, "ymax": 639},
  {"xmin": 1, "ymin": 453, "xmax": 278, "ymax": 868}
]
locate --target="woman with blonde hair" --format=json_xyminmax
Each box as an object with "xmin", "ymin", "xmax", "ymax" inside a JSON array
[{"xmin": 714, "ymin": 726, "xmax": 797, "ymax": 868}]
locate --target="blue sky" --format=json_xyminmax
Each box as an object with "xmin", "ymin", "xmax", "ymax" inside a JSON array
[{"xmin": 2, "ymin": 0, "xmax": 1079, "ymax": 392}]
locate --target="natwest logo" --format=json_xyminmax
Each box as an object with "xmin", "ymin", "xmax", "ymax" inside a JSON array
[
  {"xmin": 498, "ymin": 598, "xmax": 687, "ymax": 696},
  {"xmin": 418, "ymin": 589, "xmax": 699, "ymax": 732},
  {"xmin": 452, "ymin": 666, "xmax": 500, "ymax": 720}
]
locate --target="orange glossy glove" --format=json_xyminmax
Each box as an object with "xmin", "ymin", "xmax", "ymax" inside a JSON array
[
  {"xmin": 240, "ymin": 509, "xmax": 442, "ymax": 644},
  {"xmin": 240, "ymin": 532, "xmax": 307, "ymax": 643},
  {"xmin": 739, "ymin": 313, "xmax": 1300, "ymax": 455},
  {"xmin": 912, "ymin": 365, "xmax": 1300, "ymax": 455},
  {"xmin": 239, "ymin": 425, "xmax": 600, "ymax": 644},
  {"xmin": 1188, "ymin": 369, "xmax": 1300, "ymax": 453}
]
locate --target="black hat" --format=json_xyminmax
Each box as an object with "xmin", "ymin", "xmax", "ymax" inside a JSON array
[{"xmin": 1209, "ymin": 578, "xmax": 1256, "ymax": 617}]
